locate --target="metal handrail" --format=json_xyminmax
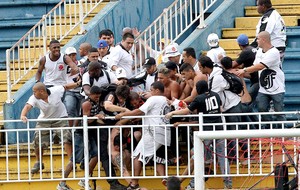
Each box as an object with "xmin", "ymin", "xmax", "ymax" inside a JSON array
[
  {"xmin": 133, "ymin": 0, "xmax": 218, "ymax": 73},
  {"xmin": 6, "ymin": 0, "xmax": 104, "ymax": 103}
]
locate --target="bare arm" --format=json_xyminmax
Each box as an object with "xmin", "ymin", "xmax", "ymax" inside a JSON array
[
  {"xmin": 36, "ymin": 56, "xmax": 46, "ymax": 82},
  {"xmin": 83, "ymin": 85, "xmax": 91, "ymax": 96},
  {"xmin": 170, "ymin": 82, "xmax": 181, "ymax": 99},
  {"xmin": 64, "ymin": 55, "xmax": 79, "ymax": 75},
  {"xmin": 20, "ymin": 104, "xmax": 33, "ymax": 123},
  {"xmin": 115, "ymin": 109, "xmax": 144, "ymax": 120}
]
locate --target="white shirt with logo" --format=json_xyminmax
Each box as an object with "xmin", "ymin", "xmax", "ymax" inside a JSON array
[{"xmin": 44, "ymin": 53, "xmax": 68, "ymax": 86}]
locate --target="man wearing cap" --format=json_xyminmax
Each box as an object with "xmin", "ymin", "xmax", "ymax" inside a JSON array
[
  {"xmin": 97, "ymin": 39, "xmax": 110, "ymax": 64},
  {"xmin": 165, "ymin": 43, "xmax": 182, "ymax": 72},
  {"xmin": 80, "ymin": 47, "xmax": 107, "ymax": 74},
  {"xmin": 233, "ymin": 34, "xmax": 259, "ymax": 101},
  {"xmin": 206, "ymin": 33, "xmax": 226, "ymax": 66}
]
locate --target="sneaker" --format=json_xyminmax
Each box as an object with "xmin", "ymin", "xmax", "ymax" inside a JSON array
[
  {"xmin": 127, "ymin": 183, "xmax": 140, "ymax": 190},
  {"xmin": 78, "ymin": 179, "xmax": 92, "ymax": 190},
  {"xmin": 31, "ymin": 162, "xmax": 45, "ymax": 174},
  {"xmin": 57, "ymin": 183, "xmax": 72, "ymax": 190},
  {"xmin": 185, "ymin": 184, "xmax": 194, "ymax": 190},
  {"xmin": 110, "ymin": 181, "xmax": 127, "ymax": 190},
  {"xmin": 224, "ymin": 183, "xmax": 232, "ymax": 189}
]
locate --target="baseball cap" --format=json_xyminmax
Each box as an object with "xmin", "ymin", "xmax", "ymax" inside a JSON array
[
  {"xmin": 165, "ymin": 44, "xmax": 180, "ymax": 58},
  {"xmin": 165, "ymin": 61, "xmax": 177, "ymax": 70},
  {"xmin": 143, "ymin": 57, "xmax": 156, "ymax": 68},
  {"xmin": 65, "ymin": 47, "xmax": 77, "ymax": 55},
  {"xmin": 115, "ymin": 68, "xmax": 127, "ymax": 79},
  {"xmin": 237, "ymin": 34, "xmax": 249, "ymax": 46},
  {"xmin": 97, "ymin": 39, "xmax": 108, "ymax": 48}
]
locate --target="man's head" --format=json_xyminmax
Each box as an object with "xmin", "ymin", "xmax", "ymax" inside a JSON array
[
  {"xmin": 165, "ymin": 44, "xmax": 181, "ymax": 63},
  {"xmin": 257, "ymin": 0, "xmax": 272, "ymax": 14},
  {"xmin": 143, "ymin": 57, "xmax": 157, "ymax": 75},
  {"xmin": 179, "ymin": 63, "xmax": 195, "ymax": 81},
  {"xmin": 97, "ymin": 39, "xmax": 109, "ymax": 57},
  {"xmin": 129, "ymin": 91, "xmax": 142, "ymax": 109},
  {"xmin": 88, "ymin": 61, "xmax": 102, "ymax": 78},
  {"xmin": 79, "ymin": 42, "xmax": 92, "ymax": 57},
  {"xmin": 122, "ymin": 27, "xmax": 133, "ymax": 36},
  {"xmin": 115, "ymin": 85, "xmax": 130, "ymax": 105},
  {"xmin": 49, "ymin": 39, "xmax": 60, "ymax": 57},
  {"xmin": 207, "ymin": 33, "xmax": 219, "ymax": 48},
  {"xmin": 99, "ymin": 29, "xmax": 112, "ymax": 46},
  {"xmin": 198, "ymin": 56, "xmax": 214, "ymax": 75},
  {"xmin": 106, "ymin": 29, "xmax": 115, "ymax": 47},
  {"xmin": 88, "ymin": 47, "xmax": 100, "ymax": 62},
  {"xmin": 157, "ymin": 38, "xmax": 170, "ymax": 51},
  {"xmin": 32, "ymin": 82, "xmax": 47, "ymax": 99},
  {"xmin": 65, "ymin": 47, "xmax": 77, "ymax": 63},
  {"xmin": 158, "ymin": 67, "xmax": 171, "ymax": 85},
  {"xmin": 257, "ymin": 31, "xmax": 271, "ymax": 48},
  {"xmin": 237, "ymin": 34, "xmax": 249, "ymax": 48},
  {"xmin": 165, "ymin": 61, "xmax": 178, "ymax": 79},
  {"xmin": 196, "ymin": 80, "xmax": 209, "ymax": 95},
  {"xmin": 121, "ymin": 33, "xmax": 135, "ymax": 51},
  {"xmin": 89, "ymin": 86, "xmax": 102, "ymax": 103},
  {"xmin": 220, "ymin": 56, "xmax": 233, "ymax": 70},
  {"xmin": 166, "ymin": 176, "xmax": 182, "ymax": 190},
  {"xmin": 182, "ymin": 47, "xmax": 196, "ymax": 64},
  {"xmin": 150, "ymin": 81, "xmax": 164, "ymax": 96}
]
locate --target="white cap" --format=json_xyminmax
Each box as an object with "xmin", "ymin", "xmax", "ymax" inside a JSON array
[
  {"xmin": 165, "ymin": 43, "xmax": 180, "ymax": 58},
  {"xmin": 207, "ymin": 33, "xmax": 219, "ymax": 47},
  {"xmin": 65, "ymin": 47, "xmax": 77, "ymax": 55},
  {"xmin": 115, "ymin": 68, "xmax": 127, "ymax": 79}
]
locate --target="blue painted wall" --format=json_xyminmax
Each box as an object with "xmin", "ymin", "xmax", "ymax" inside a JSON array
[{"xmin": 4, "ymin": 0, "xmax": 175, "ymax": 144}]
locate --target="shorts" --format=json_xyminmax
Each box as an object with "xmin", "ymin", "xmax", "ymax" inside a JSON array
[
  {"xmin": 33, "ymin": 120, "xmax": 72, "ymax": 149},
  {"xmin": 70, "ymin": 132, "xmax": 98, "ymax": 163}
]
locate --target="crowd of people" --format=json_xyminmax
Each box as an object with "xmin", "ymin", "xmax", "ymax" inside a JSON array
[{"xmin": 19, "ymin": 0, "xmax": 288, "ymax": 189}]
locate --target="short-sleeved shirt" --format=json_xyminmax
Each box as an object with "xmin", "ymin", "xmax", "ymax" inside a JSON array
[
  {"xmin": 207, "ymin": 47, "xmax": 226, "ymax": 66},
  {"xmin": 254, "ymin": 47, "xmax": 285, "ymax": 95},
  {"xmin": 109, "ymin": 44, "xmax": 133, "ymax": 78},
  {"xmin": 27, "ymin": 86, "xmax": 67, "ymax": 119}
]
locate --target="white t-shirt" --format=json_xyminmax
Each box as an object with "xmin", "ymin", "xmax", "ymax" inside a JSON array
[
  {"xmin": 43, "ymin": 53, "xmax": 68, "ymax": 86},
  {"xmin": 254, "ymin": 47, "xmax": 285, "ymax": 95},
  {"xmin": 208, "ymin": 67, "xmax": 241, "ymax": 112},
  {"xmin": 145, "ymin": 74, "xmax": 156, "ymax": 92},
  {"xmin": 256, "ymin": 9, "xmax": 286, "ymax": 48},
  {"xmin": 207, "ymin": 47, "xmax": 226, "ymax": 66},
  {"xmin": 27, "ymin": 86, "xmax": 67, "ymax": 119},
  {"xmin": 139, "ymin": 95, "xmax": 171, "ymax": 145},
  {"xmin": 109, "ymin": 45, "xmax": 133, "ymax": 78}
]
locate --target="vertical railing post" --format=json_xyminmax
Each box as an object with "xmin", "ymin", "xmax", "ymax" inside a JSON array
[
  {"xmin": 78, "ymin": 0, "xmax": 85, "ymax": 34},
  {"xmin": 194, "ymin": 113, "xmax": 205, "ymax": 189},
  {"xmin": 163, "ymin": 8, "xmax": 169, "ymax": 44},
  {"xmin": 198, "ymin": 0, "xmax": 206, "ymax": 28},
  {"xmin": 42, "ymin": 15, "xmax": 47, "ymax": 55},
  {"xmin": 6, "ymin": 49, "xmax": 12, "ymax": 103},
  {"xmin": 83, "ymin": 115, "xmax": 90, "ymax": 190}
]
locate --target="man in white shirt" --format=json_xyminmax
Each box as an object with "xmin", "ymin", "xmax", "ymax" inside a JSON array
[
  {"xmin": 20, "ymin": 81, "xmax": 81, "ymax": 174},
  {"xmin": 97, "ymin": 39, "xmax": 110, "ymax": 64},
  {"xmin": 236, "ymin": 31, "xmax": 286, "ymax": 128},
  {"xmin": 115, "ymin": 81, "xmax": 171, "ymax": 190},
  {"xmin": 109, "ymin": 33, "xmax": 135, "ymax": 78},
  {"xmin": 206, "ymin": 33, "xmax": 226, "ymax": 66}
]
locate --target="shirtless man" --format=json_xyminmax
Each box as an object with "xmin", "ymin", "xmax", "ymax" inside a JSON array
[
  {"xmin": 157, "ymin": 67, "xmax": 181, "ymax": 100},
  {"xmin": 179, "ymin": 63, "xmax": 207, "ymax": 103}
]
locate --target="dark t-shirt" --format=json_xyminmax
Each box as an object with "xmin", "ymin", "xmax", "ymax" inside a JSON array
[
  {"xmin": 236, "ymin": 46, "xmax": 258, "ymax": 85},
  {"xmin": 188, "ymin": 91, "xmax": 223, "ymax": 131}
]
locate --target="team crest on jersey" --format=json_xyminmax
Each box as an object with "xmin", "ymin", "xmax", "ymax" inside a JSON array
[
  {"xmin": 58, "ymin": 63, "xmax": 65, "ymax": 71},
  {"xmin": 260, "ymin": 69, "xmax": 276, "ymax": 89}
]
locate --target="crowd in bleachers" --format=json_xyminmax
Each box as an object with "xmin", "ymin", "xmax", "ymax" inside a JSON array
[{"xmin": 19, "ymin": 0, "xmax": 288, "ymax": 189}]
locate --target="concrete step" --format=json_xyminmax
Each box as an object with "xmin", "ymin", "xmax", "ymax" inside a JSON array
[
  {"xmin": 269, "ymin": 0, "xmax": 300, "ymax": 6},
  {"xmin": 245, "ymin": 5, "xmax": 300, "ymax": 17},
  {"xmin": 0, "ymin": 69, "xmax": 37, "ymax": 81},
  {"xmin": 64, "ymin": 2, "xmax": 108, "ymax": 15},
  {"xmin": 235, "ymin": 16, "xmax": 300, "ymax": 28}
]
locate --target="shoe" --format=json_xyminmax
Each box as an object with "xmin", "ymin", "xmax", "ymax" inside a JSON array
[
  {"xmin": 78, "ymin": 179, "xmax": 92, "ymax": 190},
  {"xmin": 31, "ymin": 162, "xmax": 45, "ymax": 174},
  {"xmin": 57, "ymin": 183, "xmax": 72, "ymax": 190},
  {"xmin": 110, "ymin": 181, "xmax": 127, "ymax": 190},
  {"xmin": 126, "ymin": 183, "xmax": 140, "ymax": 190},
  {"xmin": 185, "ymin": 184, "xmax": 194, "ymax": 190},
  {"xmin": 224, "ymin": 184, "xmax": 232, "ymax": 189}
]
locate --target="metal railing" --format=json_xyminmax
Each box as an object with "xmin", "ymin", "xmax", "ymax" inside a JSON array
[
  {"xmin": 1, "ymin": 111, "xmax": 300, "ymax": 189},
  {"xmin": 5, "ymin": 0, "xmax": 104, "ymax": 103},
  {"xmin": 133, "ymin": 0, "xmax": 218, "ymax": 73}
]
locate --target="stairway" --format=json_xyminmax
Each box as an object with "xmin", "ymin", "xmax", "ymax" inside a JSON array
[{"xmin": 218, "ymin": 0, "xmax": 300, "ymax": 112}]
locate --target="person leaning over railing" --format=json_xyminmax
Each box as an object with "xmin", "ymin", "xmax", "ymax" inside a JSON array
[{"xmin": 20, "ymin": 80, "xmax": 81, "ymax": 174}]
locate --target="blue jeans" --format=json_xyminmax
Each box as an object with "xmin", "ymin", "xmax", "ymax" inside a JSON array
[
  {"xmin": 256, "ymin": 92, "xmax": 286, "ymax": 129},
  {"xmin": 64, "ymin": 91, "xmax": 83, "ymax": 117}
]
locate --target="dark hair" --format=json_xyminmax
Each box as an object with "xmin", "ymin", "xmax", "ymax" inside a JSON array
[
  {"xmin": 90, "ymin": 86, "xmax": 102, "ymax": 95},
  {"xmin": 151, "ymin": 81, "xmax": 164, "ymax": 93},
  {"xmin": 196, "ymin": 80, "xmax": 208, "ymax": 95},
  {"xmin": 167, "ymin": 176, "xmax": 181, "ymax": 190},
  {"xmin": 88, "ymin": 61, "xmax": 102, "ymax": 71},
  {"xmin": 113, "ymin": 134, "xmax": 127, "ymax": 146},
  {"xmin": 183, "ymin": 47, "xmax": 196, "ymax": 59},
  {"xmin": 220, "ymin": 56, "xmax": 233, "ymax": 70},
  {"xmin": 106, "ymin": 29, "xmax": 114, "ymax": 37},
  {"xmin": 165, "ymin": 61, "xmax": 177, "ymax": 71},
  {"xmin": 198, "ymin": 55, "xmax": 214, "ymax": 69},
  {"xmin": 122, "ymin": 32, "xmax": 134, "ymax": 41},
  {"xmin": 258, "ymin": 0, "xmax": 272, "ymax": 8},
  {"xmin": 89, "ymin": 47, "xmax": 98, "ymax": 54},
  {"xmin": 49, "ymin": 39, "xmax": 60, "ymax": 45},
  {"xmin": 129, "ymin": 91, "xmax": 140, "ymax": 101},
  {"xmin": 99, "ymin": 29, "xmax": 112, "ymax": 38},
  {"xmin": 179, "ymin": 63, "xmax": 194, "ymax": 73},
  {"xmin": 115, "ymin": 85, "xmax": 130, "ymax": 99}
]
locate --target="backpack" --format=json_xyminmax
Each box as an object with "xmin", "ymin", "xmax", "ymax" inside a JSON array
[
  {"xmin": 99, "ymin": 83, "xmax": 118, "ymax": 102},
  {"xmin": 209, "ymin": 68, "xmax": 243, "ymax": 95}
]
